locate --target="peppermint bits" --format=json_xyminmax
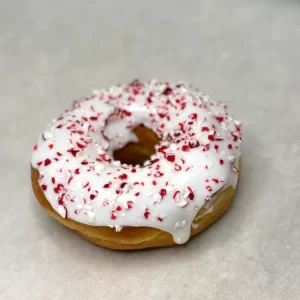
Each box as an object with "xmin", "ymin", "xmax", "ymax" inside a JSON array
[
  {"xmin": 44, "ymin": 158, "xmax": 51, "ymax": 166},
  {"xmin": 41, "ymin": 184, "xmax": 47, "ymax": 191},
  {"xmin": 184, "ymin": 187, "xmax": 194, "ymax": 200},
  {"xmin": 173, "ymin": 191, "xmax": 180, "ymax": 200},
  {"xmin": 166, "ymin": 153, "xmax": 175, "ymax": 162},
  {"xmin": 159, "ymin": 188, "xmax": 167, "ymax": 197},
  {"xmin": 31, "ymin": 80, "xmax": 242, "ymax": 246},
  {"xmin": 144, "ymin": 208, "xmax": 150, "ymax": 219}
]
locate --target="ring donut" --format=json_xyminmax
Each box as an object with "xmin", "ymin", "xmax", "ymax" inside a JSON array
[{"xmin": 31, "ymin": 80, "xmax": 242, "ymax": 250}]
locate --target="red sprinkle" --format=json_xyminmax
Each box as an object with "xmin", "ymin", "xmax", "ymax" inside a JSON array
[
  {"xmin": 206, "ymin": 186, "xmax": 212, "ymax": 192},
  {"xmin": 83, "ymin": 182, "xmax": 89, "ymax": 188},
  {"xmin": 67, "ymin": 148, "xmax": 79, "ymax": 157},
  {"xmin": 54, "ymin": 184, "xmax": 64, "ymax": 194},
  {"xmin": 220, "ymin": 159, "xmax": 224, "ymax": 165},
  {"xmin": 208, "ymin": 134, "xmax": 215, "ymax": 141},
  {"xmin": 187, "ymin": 187, "xmax": 195, "ymax": 200},
  {"xmin": 179, "ymin": 122, "xmax": 186, "ymax": 133},
  {"xmin": 154, "ymin": 171, "xmax": 164, "ymax": 177},
  {"xmin": 159, "ymin": 189, "xmax": 167, "ymax": 197},
  {"xmin": 120, "ymin": 182, "xmax": 127, "ymax": 189},
  {"xmin": 133, "ymin": 88, "xmax": 139, "ymax": 95},
  {"xmin": 103, "ymin": 182, "xmax": 112, "ymax": 188},
  {"xmin": 58, "ymin": 194, "xmax": 65, "ymax": 205},
  {"xmin": 166, "ymin": 154, "xmax": 175, "ymax": 162},
  {"xmin": 162, "ymin": 87, "xmax": 173, "ymax": 95},
  {"xmin": 76, "ymin": 142, "xmax": 86, "ymax": 149},
  {"xmin": 44, "ymin": 159, "xmax": 51, "ymax": 166},
  {"xmin": 150, "ymin": 158, "xmax": 160, "ymax": 165},
  {"xmin": 189, "ymin": 139, "xmax": 200, "ymax": 148},
  {"xmin": 119, "ymin": 173, "xmax": 128, "ymax": 180},
  {"xmin": 157, "ymin": 145, "xmax": 168, "ymax": 153},
  {"xmin": 190, "ymin": 113, "xmax": 198, "ymax": 120},
  {"xmin": 144, "ymin": 209, "xmax": 150, "ymax": 219},
  {"xmin": 173, "ymin": 191, "xmax": 180, "ymax": 200},
  {"xmin": 41, "ymin": 184, "xmax": 47, "ymax": 191},
  {"xmin": 231, "ymin": 132, "xmax": 238, "ymax": 142}
]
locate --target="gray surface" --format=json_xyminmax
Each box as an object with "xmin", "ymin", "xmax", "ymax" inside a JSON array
[{"xmin": 1, "ymin": 0, "xmax": 300, "ymax": 299}]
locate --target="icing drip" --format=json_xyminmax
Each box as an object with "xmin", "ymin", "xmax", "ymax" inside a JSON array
[{"xmin": 31, "ymin": 80, "xmax": 242, "ymax": 244}]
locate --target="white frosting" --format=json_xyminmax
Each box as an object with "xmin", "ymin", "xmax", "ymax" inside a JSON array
[{"xmin": 31, "ymin": 80, "xmax": 242, "ymax": 244}]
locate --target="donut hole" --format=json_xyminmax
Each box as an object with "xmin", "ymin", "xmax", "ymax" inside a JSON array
[{"xmin": 113, "ymin": 124, "xmax": 160, "ymax": 166}]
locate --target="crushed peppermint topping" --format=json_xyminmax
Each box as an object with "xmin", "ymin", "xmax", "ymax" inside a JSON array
[{"xmin": 31, "ymin": 80, "xmax": 242, "ymax": 245}]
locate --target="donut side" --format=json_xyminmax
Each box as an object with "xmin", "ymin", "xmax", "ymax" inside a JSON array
[{"xmin": 31, "ymin": 165, "xmax": 239, "ymax": 250}]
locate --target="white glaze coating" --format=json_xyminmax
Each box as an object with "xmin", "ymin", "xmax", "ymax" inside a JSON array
[{"xmin": 31, "ymin": 80, "xmax": 242, "ymax": 244}]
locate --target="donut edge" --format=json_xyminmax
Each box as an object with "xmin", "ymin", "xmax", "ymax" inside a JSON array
[{"xmin": 31, "ymin": 163, "xmax": 240, "ymax": 250}]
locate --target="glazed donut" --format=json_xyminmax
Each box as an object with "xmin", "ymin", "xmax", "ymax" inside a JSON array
[{"xmin": 31, "ymin": 80, "xmax": 242, "ymax": 250}]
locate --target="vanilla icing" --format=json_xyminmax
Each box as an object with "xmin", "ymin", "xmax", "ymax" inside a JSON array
[{"xmin": 31, "ymin": 80, "xmax": 242, "ymax": 244}]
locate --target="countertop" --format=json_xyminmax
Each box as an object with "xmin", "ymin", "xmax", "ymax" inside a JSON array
[{"xmin": 1, "ymin": 0, "xmax": 300, "ymax": 299}]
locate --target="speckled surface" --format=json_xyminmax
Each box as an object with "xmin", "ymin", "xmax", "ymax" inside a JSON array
[{"xmin": 1, "ymin": 1, "xmax": 300, "ymax": 299}]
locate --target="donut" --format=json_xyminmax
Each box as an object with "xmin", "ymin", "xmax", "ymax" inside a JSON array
[{"xmin": 31, "ymin": 80, "xmax": 242, "ymax": 250}]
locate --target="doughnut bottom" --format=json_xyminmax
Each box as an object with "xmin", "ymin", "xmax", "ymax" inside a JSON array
[
  {"xmin": 32, "ymin": 168, "xmax": 238, "ymax": 250},
  {"xmin": 31, "ymin": 125, "xmax": 240, "ymax": 250}
]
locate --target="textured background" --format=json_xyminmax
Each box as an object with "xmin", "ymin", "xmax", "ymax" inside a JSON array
[{"xmin": 1, "ymin": 0, "xmax": 300, "ymax": 299}]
